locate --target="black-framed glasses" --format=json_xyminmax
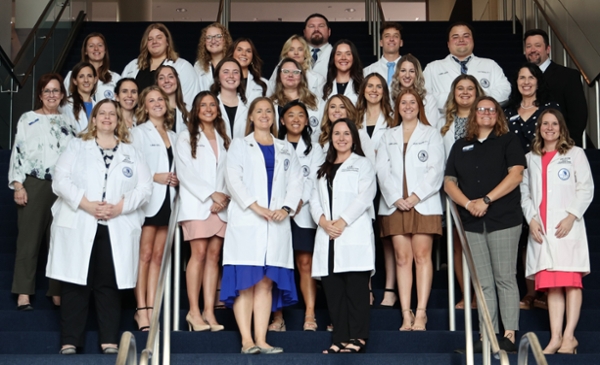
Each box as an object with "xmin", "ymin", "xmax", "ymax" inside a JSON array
[{"xmin": 206, "ymin": 34, "xmax": 223, "ymax": 41}]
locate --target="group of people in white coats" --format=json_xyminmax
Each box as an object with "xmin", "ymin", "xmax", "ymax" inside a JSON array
[{"xmin": 7, "ymin": 9, "xmax": 593, "ymax": 357}]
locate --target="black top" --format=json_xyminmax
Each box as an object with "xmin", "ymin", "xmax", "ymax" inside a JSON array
[
  {"xmin": 135, "ymin": 68, "xmax": 157, "ymax": 93},
  {"xmin": 223, "ymin": 105, "xmax": 237, "ymax": 134},
  {"xmin": 504, "ymin": 101, "xmax": 560, "ymax": 153},
  {"xmin": 241, "ymin": 78, "xmax": 248, "ymax": 91},
  {"xmin": 366, "ymin": 125, "xmax": 375, "ymax": 138},
  {"xmin": 336, "ymin": 82, "xmax": 348, "ymax": 96},
  {"xmin": 445, "ymin": 132, "xmax": 526, "ymax": 233},
  {"xmin": 327, "ymin": 163, "xmax": 343, "ymax": 274}
]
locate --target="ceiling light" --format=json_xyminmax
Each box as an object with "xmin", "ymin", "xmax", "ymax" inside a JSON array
[
  {"xmin": 415, "ymin": 17, "xmax": 420, "ymax": 20},
  {"xmin": 345, "ymin": 8, "xmax": 356, "ymax": 13},
  {"xmin": 176, "ymin": 8, "xmax": 187, "ymax": 13}
]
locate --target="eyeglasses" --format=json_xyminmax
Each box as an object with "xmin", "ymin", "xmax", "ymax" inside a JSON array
[
  {"xmin": 281, "ymin": 69, "xmax": 301, "ymax": 76},
  {"xmin": 476, "ymin": 107, "xmax": 497, "ymax": 114},
  {"xmin": 43, "ymin": 89, "xmax": 61, "ymax": 96},
  {"xmin": 206, "ymin": 34, "xmax": 223, "ymax": 41}
]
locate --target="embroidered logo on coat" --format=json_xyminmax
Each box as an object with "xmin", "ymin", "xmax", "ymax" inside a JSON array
[
  {"xmin": 284, "ymin": 159, "xmax": 290, "ymax": 171},
  {"xmin": 309, "ymin": 116, "xmax": 319, "ymax": 128},
  {"xmin": 558, "ymin": 168, "xmax": 570, "ymax": 181},
  {"xmin": 480, "ymin": 78, "xmax": 490, "ymax": 88},
  {"xmin": 418, "ymin": 150, "xmax": 429, "ymax": 162},
  {"xmin": 104, "ymin": 90, "xmax": 115, "ymax": 99},
  {"xmin": 122, "ymin": 167, "xmax": 133, "ymax": 178},
  {"xmin": 302, "ymin": 165, "xmax": 310, "ymax": 177}
]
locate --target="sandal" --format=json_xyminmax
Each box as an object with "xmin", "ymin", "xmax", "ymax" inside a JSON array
[
  {"xmin": 378, "ymin": 288, "xmax": 397, "ymax": 308},
  {"xmin": 412, "ymin": 308, "xmax": 427, "ymax": 331},
  {"xmin": 399, "ymin": 309, "xmax": 414, "ymax": 331},
  {"xmin": 268, "ymin": 317, "xmax": 286, "ymax": 332},
  {"xmin": 134, "ymin": 307, "xmax": 150, "ymax": 331},
  {"xmin": 323, "ymin": 342, "xmax": 345, "ymax": 354},
  {"xmin": 341, "ymin": 339, "xmax": 366, "ymax": 353},
  {"xmin": 519, "ymin": 294, "xmax": 535, "ymax": 310},
  {"xmin": 215, "ymin": 289, "xmax": 226, "ymax": 309},
  {"xmin": 303, "ymin": 315, "xmax": 317, "ymax": 331}
]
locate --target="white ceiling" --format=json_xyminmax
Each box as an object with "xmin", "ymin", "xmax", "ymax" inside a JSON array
[{"xmin": 80, "ymin": 1, "xmax": 426, "ymax": 22}]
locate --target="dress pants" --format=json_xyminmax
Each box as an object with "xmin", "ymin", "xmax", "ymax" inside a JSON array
[
  {"xmin": 60, "ymin": 225, "xmax": 121, "ymax": 347},
  {"xmin": 12, "ymin": 176, "xmax": 60, "ymax": 296}
]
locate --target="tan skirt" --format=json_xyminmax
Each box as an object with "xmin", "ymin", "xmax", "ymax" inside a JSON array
[
  {"xmin": 180, "ymin": 213, "xmax": 226, "ymax": 240},
  {"xmin": 379, "ymin": 208, "xmax": 442, "ymax": 237}
]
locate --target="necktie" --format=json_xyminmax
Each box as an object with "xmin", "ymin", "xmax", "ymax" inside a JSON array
[
  {"xmin": 312, "ymin": 48, "xmax": 320, "ymax": 64},
  {"xmin": 452, "ymin": 56, "xmax": 471, "ymax": 74},
  {"xmin": 386, "ymin": 62, "xmax": 395, "ymax": 85}
]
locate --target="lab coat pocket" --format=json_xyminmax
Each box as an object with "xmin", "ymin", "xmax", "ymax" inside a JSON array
[{"xmin": 52, "ymin": 200, "xmax": 78, "ymax": 229}]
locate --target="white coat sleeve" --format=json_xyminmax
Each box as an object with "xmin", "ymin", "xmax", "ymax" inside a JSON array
[
  {"xmin": 302, "ymin": 145, "xmax": 324, "ymax": 204},
  {"xmin": 52, "ymin": 139, "xmax": 86, "ymax": 211},
  {"xmin": 488, "ymin": 62, "xmax": 511, "ymax": 105},
  {"xmin": 520, "ymin": 154, "xmax": 537, "ymax": 224},
  {"xmin": 375, "ymin": 133, "xmax": 402, "ymax": 208},
  {"xmin": 412, "ymin": 130, "xmax": 445, "ymax": 202},
  {"xmin": 178, "ymin": 60, "xmax": 201, "ymax": 108},
  {"xmin": 339, "ymin": 159, "xmax": 377, "ymax": 226},
  {"xmin": 225, "ymin": 139, "xmax": 256, "ymax": 209},
  {"xmin": 283, "ymin": 147, "xmax": 304, "ymax": 214},
  {"xmin": 423, "ymin": 64, "xmax": 442, "ymax": 111},
  {"xmin": 567, "ymin": 148, "xmax": 594, "ymax": 219},
  {"xmin": 174, "ymin": 133, "xmax": 216, "ymax": 203},
  {"xmin": 121, "ymin": 148, "xmax": 153, "ymax": 215}
]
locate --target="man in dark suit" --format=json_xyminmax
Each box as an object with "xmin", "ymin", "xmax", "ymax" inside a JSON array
[{"xmin": 524, "ymin": 29, "xmax": 588, "ymax": 146}]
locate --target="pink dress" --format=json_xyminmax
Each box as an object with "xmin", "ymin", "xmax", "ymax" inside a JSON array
[
  {"xmin": 535, "ymin": 150, "xmax": 583, "ymax": 291},
  {"xmin": 180, "ymin": 139, "xmax": 227, "ymax": 240}
]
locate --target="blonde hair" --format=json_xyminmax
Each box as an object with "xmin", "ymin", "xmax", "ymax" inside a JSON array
[
  {"xmin": 279, "ymin": 35, "xmax": 312, "ymax": 71},
  {"xmin": 390, "ymin": 54, "xmax": 426, "ymax": 104},
  {"xmin": 80, "ymin": 99, "xmax": 131, "ymax": 143},
  {"xmin": 135, "ymin": 86, "xmax": 175, "ymax": 130},
  {"xmin": 464, "ymin": 96, "xmax": 508, "ymax": 141},
  {"xmin": 531, "ymin": 108, "xmax": 574, "ymax": 155},
  {"xmin": 318, "ymin": 94, "xmax": 357, "ymax": 147},
  {"xmin": 196, "ymin": 23, "xmax": 232, "ymax": 73},
  {"xmin": 245, "ymin": 97, "xmax": 278, "ymax": 136},
  {"xmin": 441, "ymin": 75, "xmax": 484, "ymax": 136},
  {"xmin": 137, "ymin": 23, "xmax": 179, "ymax": 70},
  {"xmin": 270, "ymin": 58, "xmax": 318, "ymax": 110}
]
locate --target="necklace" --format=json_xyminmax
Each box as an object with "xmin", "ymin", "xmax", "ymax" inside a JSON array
[{"xmin": 520, "ymin": 103, "xmax": 535, "ymax": 110}]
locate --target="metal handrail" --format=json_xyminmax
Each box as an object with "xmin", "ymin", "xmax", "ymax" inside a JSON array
[
  {"xmin": 446, "ymin": 198, "xmax": 509, "ymax": 365},
  {"xmin": 366, "ymin": 0, "xmax": 386, "ymax": 58},
  {"xmin": 115, "ymin": 331, "xmax": 137, "ymax": 365},
  {"xmin": 0, "ymin": 46, "xmax": 19, "ymax": 87},
  {"xmin": 216, "ymin": 0, "xmax": 224, "ymax": 23},
  {"xmin": 52, "ymin": 10, "xmax": 86, "ymax": 74},
  {"xmin": 518, "ymin": 332, "xmax": 548, "ymax": 365},
  {"xmin": 12, "ymin": 0, "xmax": 59, "ymax": 67}
]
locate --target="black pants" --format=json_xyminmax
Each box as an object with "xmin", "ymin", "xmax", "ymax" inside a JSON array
[
  {"xmin": 60, "ymin": 225, "xmax": 121, "ymax": 347},
  {"xmin": 321, "ymin": 270, "xmax": 371, "ymax": 343}
]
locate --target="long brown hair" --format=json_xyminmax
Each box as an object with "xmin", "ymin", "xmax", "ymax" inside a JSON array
[
  {"xmin": 318, "ymin": 94, "xmax": 357, "ymax": 147},
  {"xmin": 441, "ymin": 74, "xmax": 484, "ymax": 136},
  {"xmin": 155, "ymin": 65, "xmax": 190, "ymax": 125},
  {"xmin": 316, "ymin": 118, "xmax": 365, "ymax": 180},
  {"xmin": 245, "ymin": 97, "xmax": 277, "ymax": 136},
  {"xmin": 137, "ymin": 23, "xmax": 179, "ymax": 70},
  {"xmin": 188, "ymin": 91, "xmax": 231, "ymax": 158},
  {"xmin": 196, "ymin": 23, "xmax": 232, "ymax": 73},
  {"xmin": 322, "ymin": 40, "xmax": 363, "ymax": 100},
  {"xmin": 80, "ymin": 33, "xmax": 113, "ymax": 83},
  {"xmin": 270, "ymin": 58, "xmax": 317, "ymax": 110},
  {"xmin": 227, "ymin": 38, "xmax": 267, "ymax": 97},
  {"xmin": 135, "ymin": 86, "xmax": 175, "ymax": 130},
  {"xmin": 531, "ymin": 108, "xmax": 574, "ymax": 155},
  {"xmin": 356, "ymin": 73, "xmax": 394, "ymax": 129},
  {"xmin": 393, "ymin": 88, "xmax": 430, "ymax": 126},
  {"xmin": 464, "ymin": 96, "xmax": 508, "ymax": 141},
  {"xmin": 209, "ymin": 57, "xmax": 248, "ymax": 104},
  {"xmin": 80, "ymin": 99, "xmax": 130, "ymax": 143},
  {"xmin": 69, "ymin": 61, "xmax": 98, "ymax": 122}
]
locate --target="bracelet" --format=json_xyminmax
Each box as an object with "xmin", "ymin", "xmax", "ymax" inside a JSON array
[
  {"xmin": 14, "ymin": 187, "xmax": 24, "ymax": 192},
  {"xmin": 465, "ymin": 200, "xmax": 471, "ymax": 209}
]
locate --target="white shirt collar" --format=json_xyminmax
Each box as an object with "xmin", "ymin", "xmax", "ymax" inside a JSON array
[
  {"xmin": 380, "ymin": 55, "xmax": 401, "ymax": 65},
  {"xmin": 539, "ymin": 58, "xmax": 551, "ymax": 72}
]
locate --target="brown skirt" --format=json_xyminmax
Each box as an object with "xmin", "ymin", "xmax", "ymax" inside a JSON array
[{"xmin": 379, "ymin": 208, "xmax": 442, "ymax": 237}]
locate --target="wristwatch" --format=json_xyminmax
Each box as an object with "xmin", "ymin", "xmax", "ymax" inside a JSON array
[
  {"xmin": 483, "ymin": 196, "xmax": 491, "ymax": 205},
  {"xmin": 282, "ymin": 206, "xmax": 291, "ymax": 214}
]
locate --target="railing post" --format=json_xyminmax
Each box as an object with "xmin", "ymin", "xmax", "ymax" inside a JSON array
[
  {"xmin": 173, "ymin": 229, "xmax": 181, "ymax": 331},
  {"xmin": 446, "ymin": 198, "xmax": 455, "ymax": 331},
  {"xmin": 596, "ymin": 80, "xmax": 600, "ymax": 148},
  {"xmin": 512, "ymin": 0, "xmax": 516, "ymax": 34},
  {"xmin": 534, "ymin": 4, "xmax": 539, "ymax": 28},
  {"xmin": 503, "ymin": 0, "xmax": 507, "ymax": 20},
  {"xmin": 162, "ymin": 258, "xmax": 172, "ymax": 365},
  {"xmin": 522, "ymin": 0, "xmax": 527, "ymax": 36},
  {"xmin": 483, "ymin": 329, "xmax": 491, "ymax": 365},
  {"xmin": 366, "ymin": 0, "xmax": 371, "ymax": 35},
  {"xmin": 463, "ymin": 255, "xmax": 474, "ymax": 365}
]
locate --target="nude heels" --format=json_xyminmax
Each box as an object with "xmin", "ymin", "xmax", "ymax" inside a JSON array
[{"xmin": 186, "ymin": 313, "xmax": 210, "ymax": 332}]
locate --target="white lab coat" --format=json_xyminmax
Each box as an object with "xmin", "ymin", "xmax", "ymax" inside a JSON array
[
  {"xmin": 60, "ymin": 97, "xmax": 96, "ymax": 134},
  {"xmin": 223, "ymin": 134, "xmax": 303, "ymax": 268},
  {"xmin": 122, "ymin": 57, "xmax": 200, "ymax": 108},
  {"xmin": 321, "ymin": 128, "xmax": 376, "ymax": 167},
  {"xmin": 438, "ymin": 115, "xmax": 457, "ymax": 159},
  {"xmin": 267, "ymin": 66, "xmax": 326, "ymax": 100},
  {"xmin": 193, "ymin": 60, "xmax": 215, "ymax": 92},
  {"xmin": 325, "ymin": 78, "xmax": 359, "ymax": 105},
  {"xmin": 423, "ymin": 54, "xmax": 510, "ymax": 111},
  {"xmin": 310, "ymin": 153, "xmax": 377, "ymax": 278},
  {"xmin": 360, "ymin": 112, "xmax": 389, "ymax": 159},
  {"xmin": 245, "ymin": 72, "xmax": 268, "ymax": 106},
  {"xmin": 521, "ymin": 147, "xmax": 594, "ymax": 279},
  {"xmin": 363, "ymin": 56, "xmax": 401, "ymax": 83},
  {"xmin": 285, "ymin": 136, "xmax": 324, "ymax": 228},
  {"xmin": 309, "ymin": 43, "xmax": 332, "ymax": 79},
  {"xmin": 175, "ymin": 129, "xmax": 228, "ymax": 223},
  {"xmin": 63, "ymin": 70, "xmax": 121, "ymax": 101},
  {"xmin": 218, "ymin": 94, "xmax": 248, "ymax": 139},
  {"xmin": 131, "ymin": 122, "xmax": 177, "ymax": 218},
  {"xmin": 376, "ymin": 121, "xmax": 444, "ymax": 216},
  {"xmin": 46, "ymin": 139, "xmax": 152, "ymax": 288},
  {"xmin": 173, "ymin": 106, "xmax": 188, "ymax": 135},
  {"xmin": 274, "ymin": 99, "xmax": 324, "ymax": 143}
]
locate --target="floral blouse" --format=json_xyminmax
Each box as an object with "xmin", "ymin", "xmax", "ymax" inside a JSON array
[
  {"xmin": 504, "ymin": 101, "xmax": 560, "ymax": 153},
  {"xmin": 8, "ymin": 111, "xmax": 77, "ymax": 187}
]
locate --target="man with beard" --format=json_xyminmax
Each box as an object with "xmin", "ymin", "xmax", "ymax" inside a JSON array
[
  {"xmin": 303, "ymin": 13, "xmax": 332, "ymax": 79},
  {"xmin": 524, "ymin": 29, "xmax": 587, "ymax": 146},
  {"xmin": 363, "ymin": 22, "xmax": 403, "ymax": 86}
]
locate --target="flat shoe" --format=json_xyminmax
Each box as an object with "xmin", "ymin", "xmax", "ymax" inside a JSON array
[
  {"xmin": 17, "ymin": 304, "xmax": 33, "ymax": 311},
  {"xmin": 102, "ymin": 347, "xmax": 118, "ymax": 354},
  {"xmin": 241, "ymin": 346, "xmax": 260, "ymax": 354},
  {"xmin": 259, "ymin": 346, "xmax": 283, "ymax": 354},
  {"xmin": 519, "ymin": 294, "xmax": 535, "ymax": 310},
  {"xmin": 59, "ymin": 346, "xmax": 76, "ymax": 355}
]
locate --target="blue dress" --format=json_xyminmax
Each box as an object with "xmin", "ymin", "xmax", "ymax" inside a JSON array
[{"xmin": 220, "ymin": 143, "xmax": 298, "ymax": 311}]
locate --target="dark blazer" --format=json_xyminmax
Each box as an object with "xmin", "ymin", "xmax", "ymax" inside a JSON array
[{"xmin": 543, "ymin": 61, "xmax": 587, "ymax": 146}]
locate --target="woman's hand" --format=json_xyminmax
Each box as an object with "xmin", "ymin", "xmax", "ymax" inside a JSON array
[
  {"xmin": 468, "ymin": 199, "xmax": 488, "ymax": 217},
  {"xmin": 13, "ymin": 183, "xmax": 27, "ymax": 206},
  {"xmin": 250, "ymin": 202, "xmax": 273, "ymax": 220},
  {"xmin": 211, "ymin": 192, "xmax": 229, "ymax": 210},
  {"xmin": 272, "ymin": 209, "xmax": 289, "ymax": 222},
  {"xmin": 555, "ymin": 213, "xmax": 576, "ymax": 238},
  {"xmin": 168, "ymin": 172, "xmax": 179, "ymax": 187},
  {"xmin": 154, "ymin": 172, "xmax": 171, "ymax": 185},
  {"xmin": 319, "ymin": 215, "xmax": 343, "ymax": 239},
  {"xmin": 210, "ymin": 202, "xmax": 224, "ymax": 213},
  {"xmin": 98, "ymin": 199, "xmax": 124, "ymax": 220},
  {"xmin": 405, "ymin": 194, "xmax": 420, "ymax": 208},
  {"xmin": 332, "ymin": 218, "xmax": 347, "ymax": 235},
  {"xmin": 79, "ymin": 197, "xmax": 104, "ymax": 219},
  {"xmin": 394, "ymin": 198, "xmax": 411, "ymax": 211},
  {"xmin": 296, "ymin": 200, "xmax": 303, "ymax": 215},
  {"xmin": 529, "ymin": 218, "xmax": 544, "ymax": 244}
]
